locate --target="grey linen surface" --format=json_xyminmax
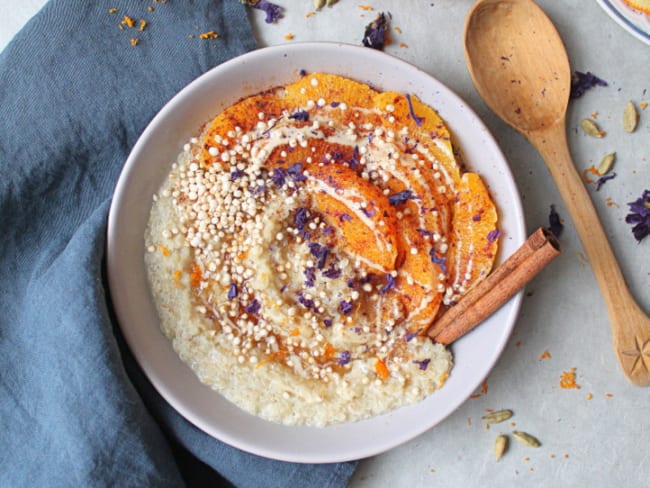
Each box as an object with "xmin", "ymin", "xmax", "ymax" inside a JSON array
[{"xmin": 0, "ymin": 0, "xmax": 357, "ymax": 486}]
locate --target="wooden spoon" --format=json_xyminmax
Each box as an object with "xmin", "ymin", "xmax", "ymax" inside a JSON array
[{"xmin": 464, "ymin": 0, "xmax": 650, "ymax": 386}]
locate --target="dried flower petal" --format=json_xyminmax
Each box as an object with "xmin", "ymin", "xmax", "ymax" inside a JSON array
[
  {"xmin": 595, "ymin": 172, "xmax": 616, "ymax": 191},
  {"xmin": 338, "ymin": 350, "xmax": 351, "ymax": 366},
  {"xmin": 405, "ymin": 94, "xmax": 424, "ymax": 126},
  {"xmin": 362, "ymin": 12, "xmax": 390, "ymax": 50},
  {"xmin": 413, "ymin": 358, "xmax": 431, "ymax": 371},
  {"xmin": 548, "ymin": 204, "xmax": 563, "ymax": 237},
  {"xmin": 388, "ymin": 189, "xmax": 415, "ymax": 206},
  {"xmin": 570, "ymin": 71, "xmax": 607, "ymax": 98},
  {"xmin": 625, "ymin": 189, "xmax": 650, "ymax": 242},
  {"xmin": 241, "ymin": 0, "xmax": 283, "ymax": 23}
]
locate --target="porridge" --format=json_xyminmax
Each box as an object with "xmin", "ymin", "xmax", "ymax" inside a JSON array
[{"xmin": 145, "ymin": 73, "xmax": 499, "ymax": 426}]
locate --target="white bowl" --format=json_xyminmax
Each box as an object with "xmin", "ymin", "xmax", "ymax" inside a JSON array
[{"xmin": 107, "ymin": 42, "xmax": 525, "ymax": 463}]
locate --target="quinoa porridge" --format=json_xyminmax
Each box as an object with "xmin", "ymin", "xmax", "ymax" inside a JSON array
[{"xmin": 144, "ymin": 73, "xmax": 499, "ymax": 426}]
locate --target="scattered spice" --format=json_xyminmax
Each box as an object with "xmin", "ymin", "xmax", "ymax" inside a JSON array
[
  {"xmin": 570, "ymin": 71, "xmax": 608, "ymax": 98},
  {"xmin": 482, "ymin": 409, "xmax": 513, "ymax": 424},
  {"xmin": 481, "ymin": 379, "xmax": 488, "ymax": 395},
  {"xmin": 605, "ymin": 393, "xmax": 614, "ymax": 398},
  {"xmin": 359, "ymin": 5, "xmax": 374, "ymax": 11},
  {"xmin": 284, "ymin": 33, "xmax": 294, "ymax": 40},
  {"xmin": 625, "ymin": 189, "xmax": 650, "ymax": 242},
  {"xmin": 108, "ymin": 7, "xmax": 118, "ymax": 14},
  {"xmin": 560, "ymin": 369, "xmax": 580, "ymax": 389},
  {"xmin": 362, "ymin": 12, "xmax": 390, "ymax": 50},
  {"xmin": 548, "ymin": 205, "xmax": 563, "ymax": 238},
  {"xmin": 586, "ymin": 393, "xmax": 593, "ymax": 400},
  {"xmin": 539, "ymin": 349, "xmax": 552, "ymax": 360},
  {"xmin": 138, "ymin": 19, "xmax": 147, "ymax": 32},
  {"xmin": 512, "ymin": 431, "xmax": 541, "ymax": 448},
  {"xmin": 623, "ymin": 100, "xmax": 639, "ymax": 132},
  {"xmin": 494, "ymin": 434, "xmax": 508, "ymax": 461},
  {"xmin": 596, "ymin": 152, "xmax": 616, "ymax": 176},
  {"xmin": 605, "ymin": 197, "xmax": 619, "ymax": 208},
  {"xmin": 580, "ymin": 118, "xmax": 606, "ymax": 138}
]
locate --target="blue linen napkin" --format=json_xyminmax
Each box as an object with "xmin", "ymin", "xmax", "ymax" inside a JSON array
[{"xmin": 0, "ymin": 1, "xmax": 357, "ymax": 486}]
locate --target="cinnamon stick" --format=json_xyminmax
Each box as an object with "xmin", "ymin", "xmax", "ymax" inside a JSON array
[{"xmin": 427, "ymin": 227, "xmax": 560, "ymax": 344}]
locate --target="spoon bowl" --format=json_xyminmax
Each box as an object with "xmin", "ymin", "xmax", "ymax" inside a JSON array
[{"xmin": 464, "ymin": 0, "xmax": 650, "ymax": 386}]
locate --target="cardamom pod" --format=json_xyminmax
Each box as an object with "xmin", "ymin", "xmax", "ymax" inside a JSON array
[
  {"xmin": 314, "ymin": 0, "xmax": 326, "ymax": 9},
  {"xmin": 512, "ymin": 430, "xmax": 541, "ymax": 448},
  {"xmin": 597, "ymin": 152, "xmax": 616, "ymax": 176},
  {"xmin": 494, "ymin": 434, "xmax": 508, "ymax": 461},
  {"xmin": 623, "ymin": 101, "xmax": 639, "ymax": 133},
  {"xmin": 481, "ymin": 409, "xmax": 513, "ymax": 424},
  {"xmin": 580, "ymin": 118, "xmax": 605, "ymax": 138}
]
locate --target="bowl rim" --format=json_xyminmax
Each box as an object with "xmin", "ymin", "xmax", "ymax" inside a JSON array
[{"xmin": 107, "ymin": 41, "xmax": 526, "ymax": 463}]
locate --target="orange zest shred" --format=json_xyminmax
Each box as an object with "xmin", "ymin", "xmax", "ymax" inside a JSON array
[
  {"xmin": 173, "ymin": 270, "xmax": 183, "ymax": 288},
  {"xmin": 539, "ymin": 349, "xmax": 551, "ymax": 360},
  {"xmin": 374, "ymin": 356, "xmax": 390, "ymax": 380},
  {"xmin": 189, "ymin": 262, "xmax": 203, "ymax": 288},
  {"xmin": 122, "ymin": 15, "xmax": 135, "ymax": 28},
  {"xmin": 199, "ymin": 31, "xmax": 219, "ymax": 39},
  {"xmin": 108, "ymin": 7, "xmax": 118, "ymax": 14},
  {"xmin": 157, "ymin": 244, "xmax": 170, "ymax": 257},
  {"xmin": 323, "ymin": 343, "xmax": 336, "ymax": 360},
  {"xmin": 130, "ymin": 38, "xmax": 139, "ymax": 46},
  {"xmin": 560, "ymin": 369, "xmax": 580, "ymax": 389},
  {"xmin": 138, "ymin": 19, "xmax": 147, "ymax": 32},
  {"xmin": 640, "ymin": 102, "xmax": 648, "ymax": 109},
  {"xmin": 284, "ymin": 33, "xmax": 294, "ymax": 40},
  {"xmin": 582, "ymin": 165, "xmax": 599, "ymax": 183},
  {"xmin": 481, "ymin": 379, "xmax": 488, "ymax": 395},
  {"xmin": 359, "ymin": 5, "xmax": 374, "ymax": 11}
]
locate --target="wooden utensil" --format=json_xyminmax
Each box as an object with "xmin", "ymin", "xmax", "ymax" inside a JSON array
[{"xmin": 463, "ymin": 0, "xmax": 650, "ymax": 386}]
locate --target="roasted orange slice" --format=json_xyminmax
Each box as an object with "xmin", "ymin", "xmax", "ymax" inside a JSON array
[
  {"xmin": 307, "ymin": 163, "xmax": 399, "ymax": 273},
  {"xmin": 445, "ymin": 172, "xmax": 499, "ymax": 303}
]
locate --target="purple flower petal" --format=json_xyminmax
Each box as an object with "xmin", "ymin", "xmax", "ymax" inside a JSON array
[
  {"xmin": 388, "ymin": 189, "xmax": 414, "ymax": 206},
  {"xmin": 289, "ymin": 110, "xmax": 309, "ymax": 121},
  {"xmin": 339, "ymin": 300, "xmax": 353, "ymax": 316},
  {"xmin": 379, "ymin": 273, "xmax": 396, "ymax": 295},
  {"xmin": 245, "ymin": 0, "xmax": 283, "ymax": 24},
  {"xmin": 548, "ymin": 204, "xmax": 563, "ymax": 237},
  {"xmin": 625, "ymin": 189, "xmax": 650, "ymax": 242},
  {"xmin": 413, "ymin": 358, "xmax": 431, "ymax": 371},
  {"xmin": 338, "ymin": 350, "xmax": 351, "ymax": 366},
  {"xmin": 245, "ymin": 299, "xmax": 261, "ymax": 315},
  {"xmin": 595, "ymin": 172, "xmax": 616, "ymax": 191},
  {"xmin": 570, "ymin": 71, "xmax": 608, "ymax": 99},
  {"xmin": 362, "ymin": 12, "xmax": 390, "ymax": 50},
  {"xmin": 487, "ymin": 228, "xmax": 501, "ymax": 244},
  {"xmin": 227, "ymin": 283, "xmax": 238, "ymax": 300},
  {"xmin": 405, "ymin": 94, "xmax": 424, "ymax": 126},
  {"xmin": 308, "ymin": 242, "xmax": 330, "ymax": 269}
]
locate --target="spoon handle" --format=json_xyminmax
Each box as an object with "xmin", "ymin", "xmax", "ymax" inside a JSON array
[{"xmin": 530, "ymin": 122, "xmax": 650, "ymax": 386}]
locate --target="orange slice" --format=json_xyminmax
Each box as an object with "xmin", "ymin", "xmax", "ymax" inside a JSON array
[
  {"xmin": 446, "ymin": 172, "xmax": 499, "ymax": 302},
  {"xmin": 622, "ymin": 0, "xmax": 650, "ymax": 14},
  {"xmin": 308, "ymin": 163, "xmax": 399, "ymax": 273}
]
